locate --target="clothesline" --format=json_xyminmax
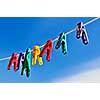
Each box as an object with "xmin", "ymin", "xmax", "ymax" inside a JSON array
[
  {"xmin": 0, "ymin": 17, "xmax": 100, "ymax": 61},
  {"xmin": 40, "ymin": 17, "xmax": 100, "ymax": 47}
]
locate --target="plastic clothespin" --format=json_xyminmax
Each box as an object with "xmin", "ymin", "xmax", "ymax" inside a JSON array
[
  {"xmin": 76, "ymin": 22, "xmax": 83, "ymax": 39},
  {"xmin": 16, "ymin": 52, "xmax": 25, "ymax": 71},
  {"xmin": 39, "ymin": 40, "xmax": 53, "ymax": 62},
  {"xmin": 32, "ymin": 46, "xmax": 43, "ymax": 66},
  {"xmin": 55, "ymin": 32, "xmax": 67, "ymax": 55},
  {"xmin": 81, "ymin": 28, "xmax": 89, "ymax": 45},
  {"xmin": 21, "ymin": 48, "xmax": 31, "ymax": 78},
  {"xmin": 7, "ymin": 53, "xmax": 18, "ymax": 72},
  {"xmin": 76, "ymin": 22, "xmax": 89, "ymax": 45}
]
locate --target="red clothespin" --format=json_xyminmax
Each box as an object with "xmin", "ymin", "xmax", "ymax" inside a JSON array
[
  {"xmin": 7, "ymin": 53, "xmax": 18, "ymax": 72},
  {"xmin": 39, "ymin": 40, "xmax": 53, "ymax": 62}
]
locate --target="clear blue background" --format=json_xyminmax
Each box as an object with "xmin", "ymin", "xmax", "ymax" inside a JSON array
[{"xmin": 0, "ymin": 17, "xmax": 100, "ymax": 82}]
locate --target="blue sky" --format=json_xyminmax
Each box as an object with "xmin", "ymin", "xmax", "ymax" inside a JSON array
[{"xmin": 0, "ymin": 17, "xmax": 100, "ymax": 83}]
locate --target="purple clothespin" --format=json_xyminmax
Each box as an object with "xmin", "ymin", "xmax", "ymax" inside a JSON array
[
  {"xmin": 16, "ymin": 52, "xmax": 25, "ymax": 71},
  {"xmin": 76, "ymin": 22, "xmax": 89, "ymax": 45}
]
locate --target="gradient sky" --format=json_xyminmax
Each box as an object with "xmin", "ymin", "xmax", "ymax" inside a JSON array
[{"xmin": 0, "ymin": 17, "xmax": 100, "ymax": 83}]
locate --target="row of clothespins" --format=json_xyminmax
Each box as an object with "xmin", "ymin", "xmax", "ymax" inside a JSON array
[{"xmin": 7, "ymin": 22, "xmax": 89, "ymax": 78}]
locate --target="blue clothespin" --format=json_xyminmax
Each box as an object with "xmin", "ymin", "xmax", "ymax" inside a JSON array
[{"xmin": 55, "ymin": 32, "xmax": 67, "ymax": 55}]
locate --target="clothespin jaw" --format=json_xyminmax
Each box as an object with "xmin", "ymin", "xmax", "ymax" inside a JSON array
[
  {"xmin": 26, "ymin": 48, "xmax": 31, "ymax": 55},
  {"xmin": 82, "ymin": 29, "xmax": 89, "ymax": 45},
  {"xmin": 20, "ymin": 52, "xmax": 24, "ymax": 59},
  {"xmin": 55, "ymin": 33, "xmax": 67, "ymax": 55},
  {"xmin": 11, "ymin": 53, "xmax": 18, "ymax": 59},
  {"xmin": 32, "ymin": 46, "xmax": 43, "ymax": 66},
  {"xmin": 76, "ymin": 22, "xmax": 83, "ymax": 39},
  {"xmin": 62, "ymin": 42, "xmax": 67, "ymax": 55},
  {"xmin": 46, "ymin": 40, "xmax": 53, "ymax": 61},
  {"xmin": 76, "ymin": 22, "xmax": 89, "ymax": 45},
  {"xmin": 46, "ymin": 40, "xmax": 53, "ymax": 47},
  {"xmin": 39, "ymin": 40, "xmax": 53, "ymax": 62},
  {"xmin": 37, "ymin": 56, "xmax": 43, "ymax": 65},
  {"xmin": 8, "ymin": 53, "xmax": 18, "ymax": 72},
  {"xmin": 32, "ymin": 46, "xmax": 38, "ymax": 65},
  {"xmin": 21, "ymin": 48, "xmax": 31, "ymax": 78}
]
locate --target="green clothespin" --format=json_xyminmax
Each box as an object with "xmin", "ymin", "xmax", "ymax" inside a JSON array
[{"xmin": 21, "ymin": 48, "xmax": 31, "ymax": 78}]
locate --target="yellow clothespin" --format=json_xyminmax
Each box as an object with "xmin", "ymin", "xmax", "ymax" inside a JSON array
[{"xmin": 32, "ymin": 46, "xmax": 43, "ymax": 66}]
